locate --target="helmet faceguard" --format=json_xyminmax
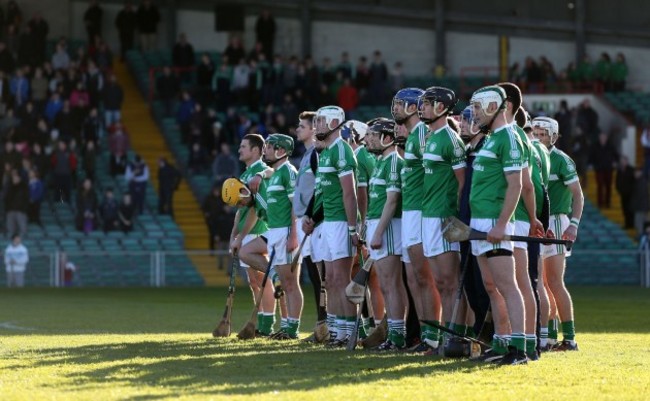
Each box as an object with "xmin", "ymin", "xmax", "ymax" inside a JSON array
[{"xmin": 314, "ymin": 106, "xmax": 345, "ymax": 141}]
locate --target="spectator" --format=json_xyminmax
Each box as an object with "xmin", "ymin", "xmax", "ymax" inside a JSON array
[
  {"xmin": 523, "ymin": 56, "xmax": 543, "ymax": 93},
  {"xmin": 337, "ymin": 51, "xmax": 353, "ymax": 80},
  {"xmin": 54, "ymin": 101, "xmax": 77, "ymax": 142},
  {"xmin": 554, "ymin": 99, "xmax": 572, "ymax": 152},
  {"xmin": 5, "ymin": 23, "xmax": 19, "ymax": 57},
  {"xmin": 211, "ymin": 62, "xmax": 232, "ymax": 112},
  {"xmin": 223, "ymin": 36, "xmax": 245, "ymax": 66},
  {"xmin": 611, "ymin": 53, "xmax": 628, "ymax": 92},
  {"xmin": 187, "ymin": 103, "xmax": 205, "ymax": 145},
  {"xmin": 63, "ymin": 256, "xmax": 76, "ymax": 287},
  {"xmin": 4, "ymin": 234, "xmax": 28, "ymax": 288},
  {"xmin": 124, "ymin": 154, "xmax": 149, "ymax": 214},
  {"xmin": 102, "ymin": 74, "xmax": 124, "ymax": 128},
  {"xmin": 9, "ymin": 68, "xmax": 29, "ymax": 107},
  {"xmin": 337, "ymin": 77, "xmax": 358, "ymax": 113},
  {"xmin": 616, "ymin": 155, "xmax": 635, "ymax": 229},
  {"xmin": 82, "ymin": 108, "xmax": 101, "ymax": 145},
  {"xmin": 631, "ymin": 168, "xmax": 650, "ymax": 237},
  {"xmin": 83, "ymin": 0, "xmax": 103, "ymax": 44},
  {"xmin": 172, "ymin": 33, "xmax": 194, "ymax": 81},
  {"xmin": 93, "ymin": 40, "xmax": 113, "ymax": 71},
  {"xmin": 5, "ymin": 169, "xmax": 28, "ymax": 238},
  {"xmin": 1, "ymin": 141, "xmax": 20, "ymax": 169},
  {"xmin": 27, "ymin": 169, "xmax": 43, "ymax": 226},
  {"xmin": 118, "ymin": 193, "xmax": 135, "ymax": 233},
  {"xmin": 75, "ymin": 178, "xmax": 98, "ymax": 233},
  {"xmin": 248, "ymin": 41, "xmax": 264, "ymax": 62},
  {"xmin": 156, "ymin": 66, "xmax": 180, "ymax": 117},
  {"xmin": 590, "ymin": 132, "xmax": 618, "ymax": 208},
  {"xmin": 355, "ymin": 56, "xmax": 370, "ymax": 98},
  {"xmin": 0, "ymin": 108, "xmax": 19, "ymax": 138},
  {"xmin": 255, "ymin": 9, "xmax": 276, "ymax": 58},
  {"xmin": 196, "ymin": 53, "xmax": 215, "ymax": 106},
  {"xmin": 231, "ymin": 57, "xmax": 251, "ymax": 105},
  {"xmin": 115, "ymin": 1, "xmax": 137, "ymax": 59},
  {"xmin": 211, "ymin": 142, "xmax": 239, "ymax": 183},
  {"xmin": 368, "ymin": 50, "xmax": 388, "ymax": 105},
  {"xmin": 0, "ymin": 42, "xmax": 16, "ymax": 75},
  {"xmin": 595, "ymin": 52, "xmax": 612, "ymax": 91},
  {"xmin": 83, "ymin": 141, "xmax": 97, "ymax": 182},
  {"xmin": 75, "ymin": 45, "xmax": 90, "ymax": 69},
  {"xmin": 157, "ymin": 157, "xmax": 180, "ymax": 216},
  {"xmin": 576, "ymin": 98, "xmax": 599, "ymax": 144},
  {"xmin": 99, "ymin": 187, "xmax": 120, "ymax": 232},
  {"xmin": 31, "ymin": 143, "xmax": 49, "ymax": 179},
  {"xmin": 577, "ymin": 54, "xmax": 594, "ymax": 86},
  {"xmin": 136, "ymin": 0, "xmax": 161, "ymax": 52},
  {"xmin": 70, "ymin": 82, "xmax": 90, "ymax": 108},
  {"xmin": 6, "ymin": 2, "xmax": 22, "ymax": 32},
  {"xmin": 44, "ymin": 92, "xmax": 63, "ymax": 124},
  {"xmin": 108, "ymin": 123, "xmax": 129, "ymax": 176},
  {"xmin": 51, "ymin": 42, "xmax": 70, "ymax": 71},
  {"xmin": 27, "ymin": 12, "xmax": 48, "ymax": 66},
  {"xmin": 187, "ymin": 141, "xmax": 209, "ymax": 174},
  {"xmin": 202, "ymin": 183, "xmax": 232, "ymax": 251},
  {"xmin": 50, "ymin": 140, "xmax": 76, "ymax": 203},
  {"xmin": 30, "ymin": 67, "xmax": 48, "ymax": 111},
  {"xmin": 389, "ymin": 61, "xmax": 404, "ymax": 94}
]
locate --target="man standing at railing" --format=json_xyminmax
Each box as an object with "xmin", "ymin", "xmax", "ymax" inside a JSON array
[{"xmin": 4, "ymin": 235, "xmax": 28, "ymax": 288}]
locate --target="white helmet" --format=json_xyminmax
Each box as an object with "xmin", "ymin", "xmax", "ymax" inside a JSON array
[
  {"xmin": 470, "ymin": 85, "xmax": 507, "ymax": 116},
  {"xmin": 532, "ymin": 116, "xmax": 559, "ymax": 145},
  {"xmin": 314, "ymin": 105, "xmax": 345, "ymax": 140},
  {"xmin": 342, "ymin": 120, "xmax": 368, "ymax": 142}
]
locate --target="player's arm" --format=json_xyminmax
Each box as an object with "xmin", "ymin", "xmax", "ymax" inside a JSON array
[
  {"xmin": 489, "ymin": 170, "xmax": 522, "ymax": 243},
  {"xmin": 453, "ymin": 166, "xmax": 465, "ymax": 206},
  {"xmin": 357, "ymin": 185, "xmax": 368, "ymax": 225},
  {"xmin": 521, "ymin": 166, "xmax": 544, "ymax": 236},
  {"xmin": 370, "ymin": 191, "xmax": 399, "ymax": 249},
  {"xmin": 340, "ymin": 173, "xmax": 359, "ymax": 237},
  {"xmin": 229, "ymin": 210, "xmax": 242, "ymax": 243},
  {"xmin": 563, "ymin": 180, "xmax": 585, "ymax": 241}
]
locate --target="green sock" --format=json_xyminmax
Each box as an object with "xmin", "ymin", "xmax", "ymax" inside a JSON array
[
  {"xmin": 287, "ymin": 318, "xmax": 300, "ymax": 337},
  {"xmin": 422, "ymin": 322, "xmax": 440, "ymax": 343},
  {"xmin": 466, "ymin": 326, "xmax": 477, "ymax": 339},
  {"xmin": 388, "ymin": 319, "xmax": 406, "ymax": 347},
  {"xmin": 561, "ymin": 320, "xmax": 576, "ymax": 341},
  {"xmin": 453, "ymin": 324, "xmax": 466, "ymax": 336},
  {"xmin": 548, "ymin": 319, "xmax": 558, "ymax": 341},
  {"xmin": 361, "ymin": 317, "xmax": 370, "ymax": 339},
  {"xmin": 491, "ymin": 335, "xmax": 508, "ymax": 354},
  {"xmin": 260, "ymin": 314, "xmax": 274, "ymax": 335},
  {"xmin": 525, "ymin": 334, "xmax": 537, "ymax": 354},
  {"xmin": 511, "ymin": 333, "xmax": 526, "ymax": 353},
  {"xmin": 257, "ymin": 313, "xmax": 263, "ymax": 331}
]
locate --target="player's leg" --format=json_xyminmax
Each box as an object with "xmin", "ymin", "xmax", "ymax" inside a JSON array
[
  {"xmin": 477, "ymin": 255, "xmax": 511, "ymax": 360},
  {"xmin": 374, "ymin": 255, "xmax": 408, "ymax": 350},
  {"xmin": 513, "ymin": 222, "xmax": 538, "ymax": 359}
]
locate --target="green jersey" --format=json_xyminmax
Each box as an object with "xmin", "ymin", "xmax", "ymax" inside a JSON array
[
  {"xmin": 548, "ymin": 146, "xmax": 579, "ymax": 215},
  {"xmin": 401, "ymin": 121, "xmax": 428, "ymax": 211},
  {"xmin": 470, "ymin": 124, "xmax": 525, "ymax": 220},
  {"xmin": 422, "ymin": 125, "xmax": 466, "ymax": 218},
  {"xmin": 354, "ymin": 146, "xmax": 376, "ymax": 189},
  {"xmin": 514, "ymin": 125, "xmax": 534, "ymax": 222},
  {"xmin": 253, "ymin": 178, "xmax": 269, "ymax": 223},
  {"xmin": 266, "ymin": 161, "xmax": 297, "ymax": 229},
  {"xmin": 532, "ymin": 139, "xmax": 551, "ymax": 187},
  {"xmin": 368, "ymin": 150, "xmax": 403, "ymax": 220},
  {"xmin": 318, "ymin": 137, "xmax": 358, "ymax": 222},
  {"xmin": 237, "ymin": 159, "xmax": 269, "ymax": 235}
]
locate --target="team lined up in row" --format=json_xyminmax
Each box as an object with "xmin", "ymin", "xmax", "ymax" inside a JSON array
[{"xmin": 222, "ymin": 82, "xmax": 583, "ymax": 365}]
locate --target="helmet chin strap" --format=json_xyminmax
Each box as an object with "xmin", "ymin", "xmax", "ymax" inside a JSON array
[
  {"xmin": 479, "ymin": 99, "xmax": 506, "ymax": 132},
  {"xmin": 421, "ymin": 101, "xmax": 447, "ymax": 125},
  {"xmin": 394, "ymin": 102, "xmax": 416, "ymax": 125}
]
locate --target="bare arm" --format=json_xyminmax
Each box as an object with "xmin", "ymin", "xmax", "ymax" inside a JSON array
[
  {"xmin": 453, "ymin": 167, "xmax": 465, "ymax": 207},
  {"xmin": 238, "ymin": 208, "xmax": 258, "ymax": 239},
  {"xmin": 340, "ymin": 173, "xmax": 358, "ymax": 229},
  {"xmin": 521, "ymin": 166, "xmax": 537, "ymax": 223},
  {"xmin": 357, "ymin": 186, "xmax": 368, "ymax": 226},
  {"xmin": 370, "ymin": 192, "xmax": 399, "ymax": 249},
  {"xmin": 229, "ymin": 210, "xmax": 241, "ymax": 242},
  {"xmin": 563, "ymin": 180, "xmax": 585, "ymax": 241}
]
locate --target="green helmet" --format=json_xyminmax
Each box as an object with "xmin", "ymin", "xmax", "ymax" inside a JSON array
[{"xmin": 266, "ymin": 133, "xmax": 294, "ymax": 156}]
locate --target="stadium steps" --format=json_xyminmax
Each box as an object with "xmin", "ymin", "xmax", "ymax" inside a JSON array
[
  {"xmin": 583, "ymin": 170, "xmax": 636, "ymax": 238},
  {"xmin": 114, "ymin": 60, "xmax": 225, "ymax": 286}
]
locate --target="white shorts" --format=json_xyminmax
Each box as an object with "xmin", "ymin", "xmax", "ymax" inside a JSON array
[
  {"xmin": 422, "ymin": 217, "xmax": 460, "ymax": 258},
  {"xmin": 297, "ymin": 216, "xmax": 311, "ymax": 258},
  {"xmin": 401, "ymin": 210, "xmax": 423, "ymax": 263},
  {"xmin": 470, "ymin": 218, "xmax": 515, "ymax": 256},
  {"xmin": 239, "ymin": 234, "xmax": 261, "ymax": 268},
  {"xmin": 322, "ymin": 221, "xmax": 356, "ymax": 262},
  {"xmin": 542, "ymin": 214, "xmax": 571, "ymax": 259},
  {"xmin": 514, "ymin": 220, "xmax": 530, "ymax": 250},
  {"xmin": 266, "ymin": 227, "xmax": 300, "ymax": 267},
  {"xmin": 310, "ymin": 224, "xmax": 327, "ymax": 263},
  {"xmin": 365, "ymin": 218, "xmax": 402, "ymax": 261}
]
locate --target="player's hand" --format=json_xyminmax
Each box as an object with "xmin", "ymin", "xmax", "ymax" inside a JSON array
[
  {"xmin": 487, "ymin": 224, "xmax": 506, "ymax": 243},
  {"xmin": 287, "ymin": 233, "xmax": 298, "ymax": 253},
  {"xmin": 302, "ymin": 217, "xmax": 315, "ymax": 235},
  {"xmin": 562, "ymin": 225, "xmax": 577, "ymax": 242},
  {"xmin": 230, "ymin": 236, "xmax": 243, "ymax": 255},
  {"xmin": 350, "ymin": 232, "xmax": 360, "ymax": 247},
  {"xmin": 248, "ymin": 175, "xmax": 262, "ymax": 194},
  {"xmin": 529, "ymin": 218, "xmax": 545, "ymax": 238},
  {"xmin": 370, "ymin": 232, "xmax": 382, "ymax": 250}
]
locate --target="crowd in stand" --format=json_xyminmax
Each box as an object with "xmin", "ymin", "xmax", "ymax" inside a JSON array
[{"xmin": 509, "ymin": 53, "xmax": 629, "ymax": 94}]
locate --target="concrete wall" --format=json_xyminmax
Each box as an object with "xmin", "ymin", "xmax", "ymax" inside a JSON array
[{"xmin": 446, "ymin": 31, "xmax": 498, "ymax": 75}]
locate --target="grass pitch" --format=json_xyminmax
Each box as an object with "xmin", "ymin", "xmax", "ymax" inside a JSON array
[{"xmin": 0, "ymin": 286, "xmax": 649, "ymax": 401}]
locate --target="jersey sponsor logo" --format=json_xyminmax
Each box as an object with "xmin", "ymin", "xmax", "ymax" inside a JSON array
[
  {"xmin": 474, "ymin": 164, "xmax": 485, "ymax": 171},
  {"xmin": 321, "ymin": 179, "xmax": 333, "ymax": 186},
  {"xmin": 424, "ymin": 167, "xmax": 433, "ymax": 174},
  {"xmin": 268, "ymin": 198, "xmax": 278, "ymax": 204}
]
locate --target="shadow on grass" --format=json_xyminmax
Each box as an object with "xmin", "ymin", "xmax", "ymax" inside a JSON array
[{"xmin": 5, "ymin": 338, "xmax": 498, "ymax": 397}]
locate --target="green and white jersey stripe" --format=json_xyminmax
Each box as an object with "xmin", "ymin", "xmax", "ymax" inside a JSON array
[
  {"xmin": 266, "ymin": 161, "xmax": 297, "ymax": 229},
  {"xmin": 401, "ymin": 121, "xmax": 428, "ymax": 211},
  {"xmin": 548, "ymin": 146, "xmax": 579, "ymax": 215},
  {"xmin": 238, "ymin": 159, "xmax": 269, "ymax": 234},
  {"xmin": 318, "ymin": 137, "xmax": 358, "ymax": 222},
  {"xmin": 422, "ymin": 125, "xmax": 466, "ymax": 218},
  {"xmin": 368, "ymin": 150, "xmax": 403, "ymax": 220},
  {"xmin": 354, "ymin": 145, "xmax": 376, "ymax": 188},
  {"xmin": 470, "ymin": 124, "xmax": 525, "ymax": 220},
  {"xmin": 514, "ymin": 124, "xmax": 534, "ymax": 222}
]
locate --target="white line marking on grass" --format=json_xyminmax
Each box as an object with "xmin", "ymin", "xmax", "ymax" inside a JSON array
[{"xmin": 0, "ymin": 322, "xmax": 36, "ymax": 331}]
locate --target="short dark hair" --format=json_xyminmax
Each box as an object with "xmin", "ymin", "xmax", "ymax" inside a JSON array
[
  {"xmin": 497, "ymin": 82, "xmax": 523, "ymax": 112},
  {"xmin": 243, "ymin": 134, "xmax": 265, "ymax": 153},
  {"xmin": 11, "ymin": 234, "xmax": 19, "ymax": 241}
]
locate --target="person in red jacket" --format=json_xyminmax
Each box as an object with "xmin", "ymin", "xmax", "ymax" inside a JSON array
[{"xmin": 337, "ymin": 78, "xmax": 359, "ymax": 113}]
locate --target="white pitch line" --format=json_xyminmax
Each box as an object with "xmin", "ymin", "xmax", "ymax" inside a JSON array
[{"xmin": 0, "ymin": 322, "xmax": 36, "ymax": 331}]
